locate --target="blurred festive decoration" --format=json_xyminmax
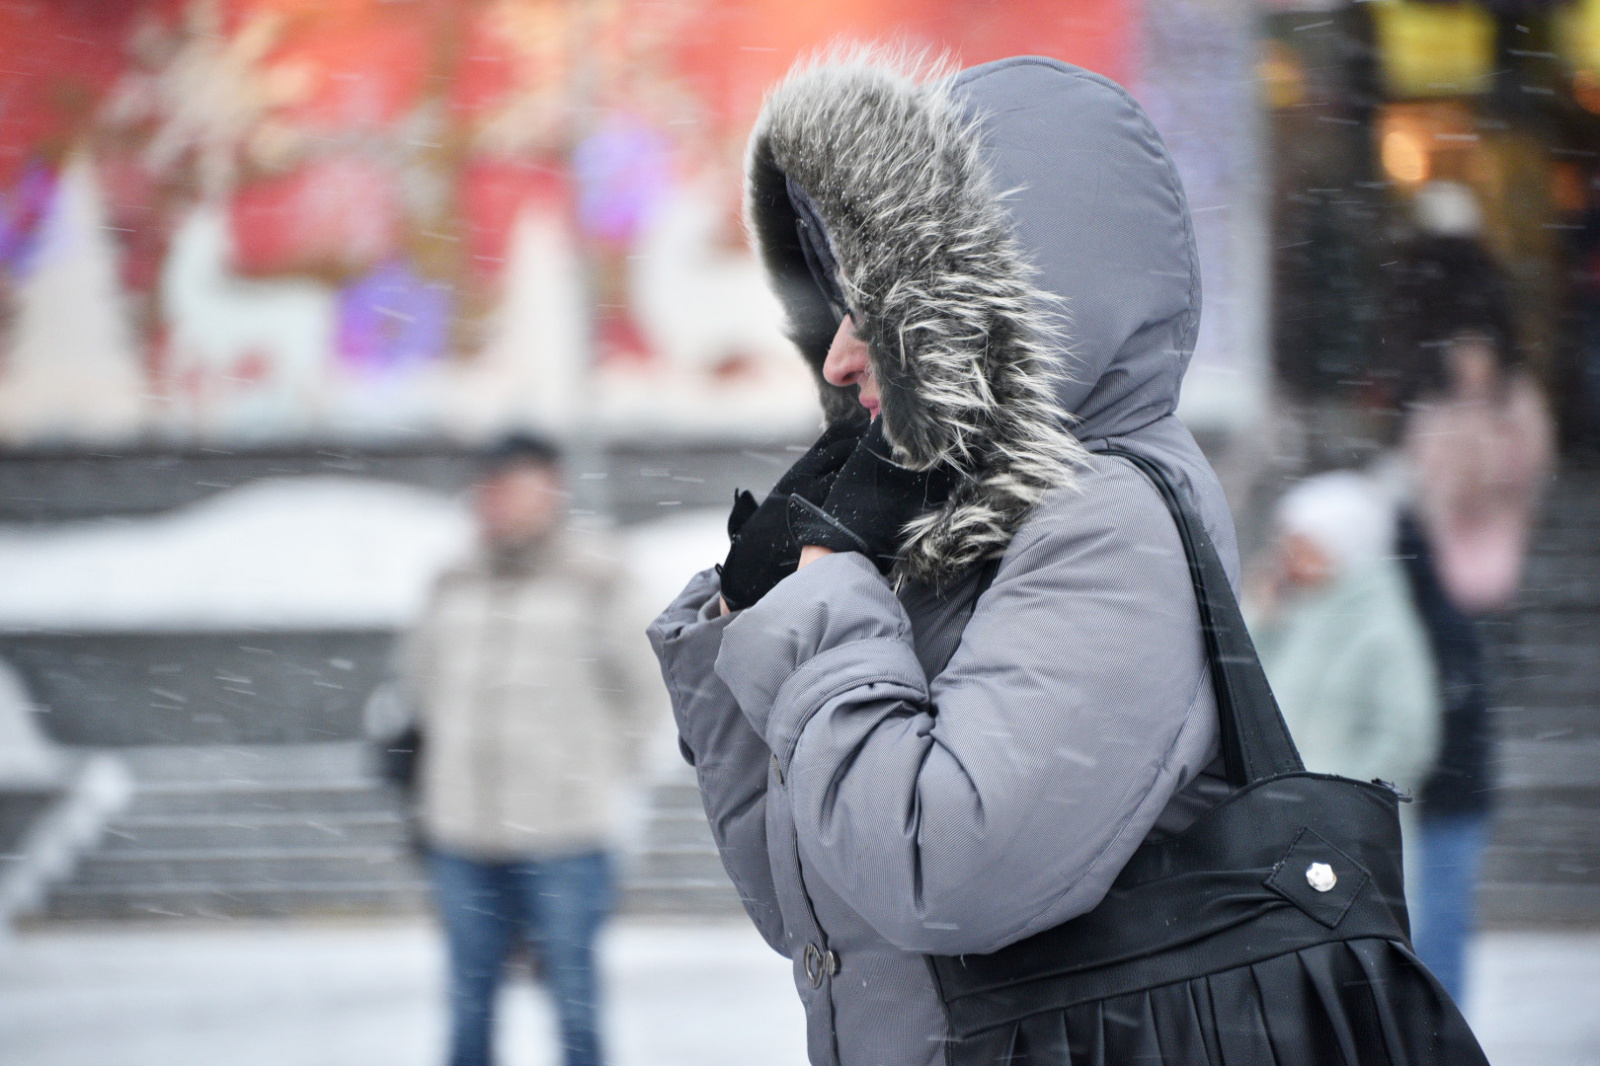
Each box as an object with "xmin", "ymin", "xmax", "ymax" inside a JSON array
[
  {"xmin": 573, "ymin": 119, "xmax": 672, "ymax": 247},
  {"xmin": 336, "ymin": 260, "xmax": 451, "ymax": 375},
  {"xmin": 231, "ymin": 157, "xmax": 405, "ymax": 278},
  {"xmin": 0, "ymin": 0, "xmax": 1144, "ymax": 444},
  {"xmin": 0, "ymin": 2, "xmax": 138, "ymax": 188},
  {"xmin": 0, "ymin": 165, "xmax": 57, "ymax": 280}
]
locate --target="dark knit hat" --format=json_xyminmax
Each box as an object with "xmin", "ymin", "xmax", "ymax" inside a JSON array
[{"xmin": 483, "ymin": 432, "xmax": 563, "ymax": 473}]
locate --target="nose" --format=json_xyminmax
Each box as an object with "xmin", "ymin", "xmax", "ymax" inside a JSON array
[{"xmin": 822, "ymin": 317, "xmax": 871, "ymax": 387}]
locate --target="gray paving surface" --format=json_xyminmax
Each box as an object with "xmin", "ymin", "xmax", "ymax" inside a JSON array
[
  {"xmin": 0, "ymin": 918, "xmax": 806, "ymax": 1066},
  {"xmin": 0, "ymin": 919, "xmax": 1594, "ymax": 1065}
]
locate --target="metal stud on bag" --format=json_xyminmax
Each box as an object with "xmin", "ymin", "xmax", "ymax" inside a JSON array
[{"xmin": 1305, "ymin": 862, "xmax": 1337, "ymax": 893}]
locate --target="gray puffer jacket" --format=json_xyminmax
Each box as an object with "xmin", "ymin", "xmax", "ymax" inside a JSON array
[{"xmin": 648, "ymin": 52, "xmax": 1240, "ymax": 1066}]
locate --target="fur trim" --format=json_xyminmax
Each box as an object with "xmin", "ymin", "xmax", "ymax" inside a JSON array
[{"xmin": 746, "ymin": 46, "xmax": 1088, "ymax": 585}]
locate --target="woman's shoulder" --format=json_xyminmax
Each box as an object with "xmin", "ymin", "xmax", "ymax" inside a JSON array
[
  {"xmin": 1000, "ymin": 453, "xmax": 1191, "ymax": 581},
  {"xmin": 1019, "ymin": 451, "xmax": 1182, "ymax": 534}
]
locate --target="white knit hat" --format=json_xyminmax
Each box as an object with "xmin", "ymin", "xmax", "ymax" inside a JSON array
[{"xmin": 1275, "ymin": 471, "xmax": 1395, "ymax": 575}]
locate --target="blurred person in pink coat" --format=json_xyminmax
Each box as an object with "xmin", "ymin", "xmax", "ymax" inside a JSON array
[
  {"xmin": 1382, "ymin": 182, "xmax": 1555, "ymax": 1001},
  {"xmin": 1404, "ymin": 332, "xmax": 1552, "ymax": 615}
]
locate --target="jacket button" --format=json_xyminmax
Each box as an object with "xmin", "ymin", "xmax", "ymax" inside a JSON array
[
  {"xmin": 803, "ymin": 943, "xmax": 839, "ymax": 987},
  {"xmin": 1306, "ymin": 862, "xmax": 1337, "ymax": 893}
]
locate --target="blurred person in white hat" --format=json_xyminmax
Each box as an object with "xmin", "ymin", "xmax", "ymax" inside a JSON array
[{"xmin": 1246, "ymin": 471, "xmax": 1442, "ymax": 883}]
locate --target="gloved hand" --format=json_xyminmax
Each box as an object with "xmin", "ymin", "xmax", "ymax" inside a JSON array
[
  {"xmin": 788, "ymin": 419, "xmax": 959, "ymax": 574},
  {"xmin": 719, "ymin": 420, "xmax": 865, "ymax": 610}
]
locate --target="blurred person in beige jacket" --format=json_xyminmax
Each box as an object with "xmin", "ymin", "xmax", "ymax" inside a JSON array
[{"xmin": 401, "ymin": 434, "xmax": 656, "ymax": 1066}]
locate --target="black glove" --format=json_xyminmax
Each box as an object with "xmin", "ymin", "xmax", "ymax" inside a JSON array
[
  {"xmin": 788, "ymin": 419, "xmax": 959, "ymax": 574},
  {"xmin": 719, "ymin": 420, "xmax": 865, "ymax": 610}
]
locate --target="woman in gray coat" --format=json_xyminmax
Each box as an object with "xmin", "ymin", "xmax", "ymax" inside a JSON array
[{"xmin": 649, "ymin": 51, "xmax": 1237, "ymax": 1066}]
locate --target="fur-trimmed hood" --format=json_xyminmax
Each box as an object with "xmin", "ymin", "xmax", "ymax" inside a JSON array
[{"xmin": 747, "ymin": 50, "xmax": 1208, "ymax": 585}]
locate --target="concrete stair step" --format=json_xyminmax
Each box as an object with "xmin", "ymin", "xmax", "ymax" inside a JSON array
[
  {"xmin": 127, "ymin": 782, "xmax": 398, "ymax": 817},
  {"xmin": 1495, "ymin": 739, "xmax": 1600, "ymax": 789},
  {"xmin": 630, "ymin": 846, "xmax": 730, "ymax": 883},
  {"xmin": 98, "ymin": 811, "xmax": 408, "ymax": 851},
  {"xmin": 1481, "ymin": 845, "xmax": 1598, "ymax": 885},
  {"xmin": 1495, "ymin": 710, "xmax": 1600, "ymax": 744},
  {"xmin": 47, "ymin": 880, "xmax": 429, "ymax": 920},
  {"xmin": 640, "ymin": 810, "xmax": 717, "ymax": 849},
  {"xmin": 69, "ymin": 846, "xmax": 416, "ymax": 888},
  {"xmin": 619, "ymin": 881, "xmax": 749, "ymax": 918},
  {"xmin": 1490, "ymin": 802, "xmax": 1600, "ymax": 844},
  {"xmin": 646, "ymin": 781, "xmax": 708, "ymax": 813},
  {"xmin": 1477, "ymin": 881, "xmax": 1600, "ymax": 927}
]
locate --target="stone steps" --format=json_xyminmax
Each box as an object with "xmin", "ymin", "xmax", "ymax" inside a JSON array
[
  {"xmin": 43, "ymin": 745, "xmax": 420, "ymax": 920},
  {"xmin": 48, "ymin": 881, "xmax": 428, "ymax": 921},
  {"xmin": 99, "ymin": 811, "xmax": 406, "ymax": 851},
  {"xmin": 620, "ymin": 773, "xmax": 744, "ymax": 918},
  {"xmin": 70, "ymin": 846, "xmax": 415, "ymax": 887},
  {"xmin": 1476, "ymin": 465, "xmax": 1600, "ymax": 927},
  {"xmin": 1476, "ymin": 883, "xmax": 1600, "ymax": 930},
  {"xmin": 44, "ymin": 744, "xmax": 745, "ymax": 921},
  {"xmin": 128, "ymin": 782, "xmax": 397, "ymax": 817}
]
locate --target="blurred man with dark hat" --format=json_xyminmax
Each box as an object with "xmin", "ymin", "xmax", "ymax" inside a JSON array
[{"xmin": 401, "ymin": 433, "xmax": 654, "ymax": 1066}]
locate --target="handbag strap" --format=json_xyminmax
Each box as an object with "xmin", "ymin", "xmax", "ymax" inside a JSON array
[{"xmin": 1101, "ymin": 447, "xmax": 1303, "ymax": 786}]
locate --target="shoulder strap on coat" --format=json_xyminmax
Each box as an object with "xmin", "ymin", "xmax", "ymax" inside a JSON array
[{"xmin": 1102, "ymin": 447, "xmax": 1303, "ymax": 787}]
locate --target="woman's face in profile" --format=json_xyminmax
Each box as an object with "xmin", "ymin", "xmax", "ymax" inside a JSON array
[{"xmin": 822, "ymin": 316, "xmax": 880, "ymax": 420}]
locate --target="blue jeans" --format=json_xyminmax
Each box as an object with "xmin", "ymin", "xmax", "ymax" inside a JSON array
[
  {"xmin": 1413, "ymin": 811, "xmax": 1488, "ymax": 1004},
  {"xmin": 430, "ymin": 850, "xmax": 613, "ymax": 1066}
]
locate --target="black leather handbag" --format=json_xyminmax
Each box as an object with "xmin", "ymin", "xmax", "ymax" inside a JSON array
[{"xmin": 927, "ymin": 449, "xmax": 1489, "ymax": 1066}]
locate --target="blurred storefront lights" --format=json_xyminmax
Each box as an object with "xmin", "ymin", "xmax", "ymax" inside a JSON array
[
  {"xmin": 1559, "ymin": 0, "xmax": 1600, "ymax": 77},
  {"xmin": 1371, "ymin": 0, "xmax": 1495, "ymax": 99},
  {"xmin": 1574, "ymin": 68, "xmax": 1600, "ymax": 113},
  {"xmin": 1383, "ymin": 126, "xmax": 1431, "ymax": 185}
]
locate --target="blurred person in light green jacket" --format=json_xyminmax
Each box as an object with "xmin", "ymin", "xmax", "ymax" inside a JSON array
[{"xmin": 1245, "ymin": 471, "xmax": 1442, "ymax": 883}]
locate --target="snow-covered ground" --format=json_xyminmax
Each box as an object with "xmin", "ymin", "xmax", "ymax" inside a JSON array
[
  {"xmin": 0, "ymin": 920, "xmax": 1593, "ymax": 1066},
  {"xmin": 0, "ymin": 478, "xmax": 727, "ymax": 633},
  {"xmin": 0, "ymin": 919, "xmax": 806, "ymax": 1066}
]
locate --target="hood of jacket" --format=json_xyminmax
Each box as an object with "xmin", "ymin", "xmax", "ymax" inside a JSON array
[{"xmin": 748, "ymin": 50, "xmax": 1233, "ymax": 585}]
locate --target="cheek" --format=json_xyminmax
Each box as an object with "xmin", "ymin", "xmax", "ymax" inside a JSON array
[{"xmin": 512, "ymin": 486, "xmax": 549, "ymax": 521}]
